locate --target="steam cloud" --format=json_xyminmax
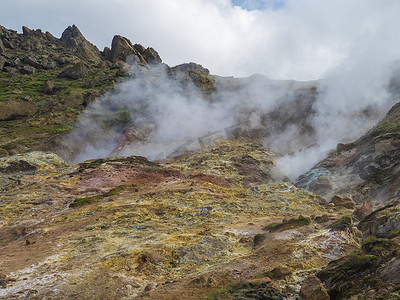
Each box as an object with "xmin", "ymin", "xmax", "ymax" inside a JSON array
[{"xmin": 63, "ymin": 57, "xmax": 398, "ymax": 181}]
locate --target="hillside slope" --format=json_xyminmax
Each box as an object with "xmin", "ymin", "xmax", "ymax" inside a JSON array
[{"xmin": 1, "ymin": 25, "xmax": 400, "ymax": 299}]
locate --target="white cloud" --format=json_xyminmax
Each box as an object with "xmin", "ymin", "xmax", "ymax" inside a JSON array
[{"xmin": 2, "ymin": 0, "xmax": 400, "ymax": 80}]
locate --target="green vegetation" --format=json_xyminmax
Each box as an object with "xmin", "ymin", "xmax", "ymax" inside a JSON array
[
  {"xmin": 330, "ymin": 215, "xmax": 352, "ymax": 231},
  {"xmin": 206, "ymin": 282, "xmax": 283, "ymax": 300},
  {"xmin": 0, "ymin": 65, "xmax": 122, "ymax": 154},
  {"xmin": 379, "ymin": 286, "xmax": 400, "ymax": 300},
  {"xmin": 375, "ymin": 120, "xmax": 400, "ymax": 134},
  {"xmin": 69, "ymin": 184, "xmax": 138, "ymax": 207},
  {"xmin": 263, "ymin": 215, "xmax": 311, "ymax": 231},
  {"xmin": 346, "ymin": 249, "xmax": 377, "ymax": 273},
  {"xmin": 362, "ymin": 235, "xmax": 393, "ymax": 254}
]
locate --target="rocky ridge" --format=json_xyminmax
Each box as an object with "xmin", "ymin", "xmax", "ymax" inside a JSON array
[{"xmin": 0, "ymin": 24, "xmax": 164, "ymax": 157}]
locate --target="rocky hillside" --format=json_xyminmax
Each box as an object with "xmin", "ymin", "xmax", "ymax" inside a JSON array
[
  {"xmin": 1, "ymin": 25, "xmax": 400, "ymax": 299},
  {"xmin": 295, "ymin": 102, "xmax": 400, "ymax": 204},
  {"xmin": 0, "ymin": 25, "xmax": 164, "ymax": 157}
]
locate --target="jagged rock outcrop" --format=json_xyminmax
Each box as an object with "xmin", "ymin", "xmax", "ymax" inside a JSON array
[
  {"xmin": 60, "ymin": 25, "xmax": 102, "ymax": 64},
  {"xmin": 110, "ymin": 35, "xmax": 146, "ymax": 64},
  {"xmin": 142, "ymin": 47, "xmax": 162, "ymax": 64}
]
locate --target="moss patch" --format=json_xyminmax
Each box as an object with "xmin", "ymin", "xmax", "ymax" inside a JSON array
[
  {"xmin": 263, "ymin": 215, "xmax": 311, "ymax": 231},
  {"xmin": 69, "ymin": 184, "xmax": 135, "ymax": 207}
]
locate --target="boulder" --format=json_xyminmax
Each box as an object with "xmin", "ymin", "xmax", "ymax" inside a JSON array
[
  {"xmin": 331, "ymin": 194, "xmax": 356, "ymax": 209},
  {"xmin": 0, "ymin": 100, "xmax": 37, "ymax": 121},
  {"xmin": 269, "ymin": 266, "xmax": 294, "ymax": 279},
  {"xmin": 22, "ymin": 55, "xmax": 42, "ymax": 69},
  {"xmin": 40, "ymin": 58, "xmax": 56, "ymax": 70},
  {"xmin": 63, "ymin": 91, "xmax": 85, "ymax": 107},
  {"xmin": 58, "ymin": 62, "xmax": 88, "ymax": 79},
  {"xmin": 3, "ymin": 66, "xmax": 20, "ymax": 75},
  {"xmin": 353, "ymin": 202, "xmax": 373, "ymax": 221},
  {"xmin": 84, "ymin": 90, "xmax": 101, "ymax": 106},
  {"xmin": 12, "ymin": 57, "xmax": 22, "ymax": 67},
  {"xmin": 110, "ymin": 35, "xmax": 146, "ymax": 64},
  {"xmin": 97, "ymin": 60, "xmax": 112, "ymax": 69},
  {"xmin": 43, "ymin": 80, "xmax": 55, "ymax": 94},
  {"xmin": 309, "ymin": 175, "xmax": 333, "ymax": 195},
  {"xmin": 143, "ymin": 47, "xmax": 162, "ymax": 64},
  {"xmin": 360, "ymin": 200, "xmax": 400, "ymax": 238},
  {"xmin": 60, "ymin": 25, "xmax": 102, "ymax": 64},
  {"xmin": 21, "ymin": 65, "xmax": 36, "ymax": 74},
  {"xmin": 299, "ymin": 274, "xmax": 329, "ymax": 300}
]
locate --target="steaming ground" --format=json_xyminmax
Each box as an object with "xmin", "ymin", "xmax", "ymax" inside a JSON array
[
  {"xmin": 276, "ymin": 60, "xmax": 396, "ymax": 179},
  {"xmin": 63, "ymin": 61, "xmax": 398, "ymax": 180}
]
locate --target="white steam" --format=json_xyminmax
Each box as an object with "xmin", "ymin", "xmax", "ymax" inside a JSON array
[
  {"xmin": 65, "ymin": 56, "xmax": 398, "ymax": 183},
  {"xmin": 276, "ymin": 60, "xmax": 395, "ymax": 179}
]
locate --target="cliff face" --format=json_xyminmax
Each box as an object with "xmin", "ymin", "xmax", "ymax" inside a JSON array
[{"xmin": 1, "ymin": 25, "xmax": 400, "ymax": 299}]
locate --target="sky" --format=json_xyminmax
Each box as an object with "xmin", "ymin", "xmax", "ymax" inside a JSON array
[{"xmin": 2, "ymin": 0, "xmax": 400, "ymax": 80}]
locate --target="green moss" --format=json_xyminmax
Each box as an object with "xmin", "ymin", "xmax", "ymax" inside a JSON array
[
  {"xmin": 364, "ymin": 235, "xmax": 377, "ymax": 243},
  {"xmin": 330, "ymin": 215, "xmax": 353, "ymax": 231},
  {"xmin": 346, "ymin": 249, "xmax": 377, "ymax": 274},
  {"xmin": 378, "ymin": 287, "xmax": 400, "ymax": 300},
  {"xmin": 263, "ymin": 215, "xmax": 311, "ymax": 231},
  {"xmin": 375, "ymin": 120, "xmax": 400, "ymax": 134},
  {"xmin": 206, "ymin": 282, "xmax": 283, "ymax": 300},
  {"xmin": 55, "ymin": 125, "xmax": 73, "ymax": 133},
  {"xmin": 363, "ymin": 275, "xmax": 379, "ymax": 286},
  {"xmin": 69, "ymin": 184, "xmax": 133, "ymax": 207},
  {"xmin": 389, "ymin": 231, "xmax": 400, "ymax": 239},
  {"xmin": 69, "ymin": 196, "xmax": 101, "ymax": 207}
]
